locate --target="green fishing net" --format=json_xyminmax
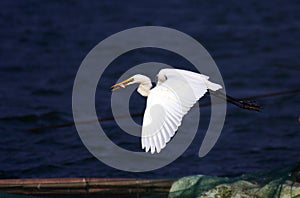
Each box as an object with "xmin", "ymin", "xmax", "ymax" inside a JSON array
[{"xmin": 167, "ymin": 162, "xmax": 300, "ymax": 198}]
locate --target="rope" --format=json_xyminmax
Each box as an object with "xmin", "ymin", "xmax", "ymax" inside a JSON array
[{"xmin": 28, "ymin": 89, "xmax": 300, "ymax": 132}]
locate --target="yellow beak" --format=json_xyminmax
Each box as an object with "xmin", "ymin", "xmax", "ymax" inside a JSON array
[{"xmin": 111, "ymin": 78, "xmax": 134, "ymax": 91}]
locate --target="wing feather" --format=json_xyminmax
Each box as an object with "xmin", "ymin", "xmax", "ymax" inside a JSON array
[{"xmin": 141, "ymin": 69, "xmax": 222, "ymax": 153}]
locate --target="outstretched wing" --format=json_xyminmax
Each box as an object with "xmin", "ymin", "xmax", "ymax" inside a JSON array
[{"xmin": 141, "ymin": 69, "xmax": 222, "ymax": 154}]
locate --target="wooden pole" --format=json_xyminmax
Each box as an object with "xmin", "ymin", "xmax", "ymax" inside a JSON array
[{"xmin": 0, "ymin": 178, "xmax": 175, "ymax": 197}]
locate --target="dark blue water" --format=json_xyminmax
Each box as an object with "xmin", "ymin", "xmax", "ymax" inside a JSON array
[{"xmin": 0, "ymin": 0, "xmax": 299, "ymax": 179}]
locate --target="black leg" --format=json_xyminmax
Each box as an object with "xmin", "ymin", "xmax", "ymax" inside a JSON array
[{"xmin": 211, "ymin": 90, "xmax": 262, "ymax": 112}]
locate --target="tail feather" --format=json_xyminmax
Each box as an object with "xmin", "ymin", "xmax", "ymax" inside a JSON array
[{"xmin": 206, "ymin": 81, "xmax": 222, "ymax": 91}]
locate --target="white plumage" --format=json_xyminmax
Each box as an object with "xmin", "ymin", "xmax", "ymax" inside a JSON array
[{"xmin": 111, "ymin": 69, "xmax": 222, "ymax": 154}]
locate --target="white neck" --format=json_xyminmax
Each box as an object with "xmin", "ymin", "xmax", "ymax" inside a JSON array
[{"xmin": 131, "ymin": 74, "xmax": 152, "ymax": 97}]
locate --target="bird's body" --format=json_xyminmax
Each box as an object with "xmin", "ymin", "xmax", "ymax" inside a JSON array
[
  {"xmin": 112, "ymin": 69, "xmax": 260, "ymax": 153},
  {"xmin": 112, "ymin": 69, "xmax": 222, "ymax": 154}
]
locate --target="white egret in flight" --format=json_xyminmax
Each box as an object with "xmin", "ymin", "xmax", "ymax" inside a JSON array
[{"xmin": 111, "ymin": 69, "xmax": 260, "ymax": 154}]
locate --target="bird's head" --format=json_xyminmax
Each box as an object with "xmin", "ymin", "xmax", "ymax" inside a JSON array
[{"xmin": 111, "ymin": 74, "xmax": 150, "ymax": 91}]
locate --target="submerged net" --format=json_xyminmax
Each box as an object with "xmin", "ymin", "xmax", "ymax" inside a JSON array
[{"xmin": 1, "ymin": 162, "xmax": 299, "ymax": 198}]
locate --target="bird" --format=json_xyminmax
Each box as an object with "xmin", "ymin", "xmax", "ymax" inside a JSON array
[{"xmin": 111, "ymin": 68, "xmax": 260, "ymax": 154}]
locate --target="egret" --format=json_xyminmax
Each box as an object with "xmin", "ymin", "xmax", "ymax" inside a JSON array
[{"xmin": 111, "ymin": 69, "xmax": 260, "ymax": 154}]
